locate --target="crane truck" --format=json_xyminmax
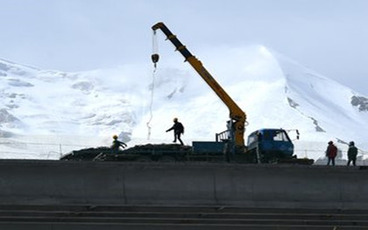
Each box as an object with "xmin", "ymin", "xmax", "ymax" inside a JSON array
[
  {"xmin": 60, "ymin": 22, "xmax": 312, "ymax": 164},
  {"xmin": 150, "ymin": 22, "xmax": 301, "ymax": 163}
]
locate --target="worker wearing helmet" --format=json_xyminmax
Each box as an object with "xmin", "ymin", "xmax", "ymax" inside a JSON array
[
  {"xmin": 111, "ymin": 135, "xmax": 127, "ymax": 154},
  {"xmin": 347, "ymin": 141, "xmax": 358, "ymax": 166},
  {"xmin": 166, "ymin": 117, "xmax": 184, "ymax": 145}
]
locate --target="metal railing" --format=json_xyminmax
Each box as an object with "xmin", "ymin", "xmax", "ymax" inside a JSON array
[{"xmin": 215, "ymin": 130, "xmax": 230, "ymax": 142}]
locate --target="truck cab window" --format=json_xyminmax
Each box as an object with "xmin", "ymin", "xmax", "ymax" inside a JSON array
[{"xmin": 273, "ymin": 131, "xmax": 289, "ymax": 142}]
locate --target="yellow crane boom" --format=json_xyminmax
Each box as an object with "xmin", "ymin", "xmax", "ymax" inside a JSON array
[{"xmin": 152, "ymin": 22, "xmax": 247, "ymax": 148}]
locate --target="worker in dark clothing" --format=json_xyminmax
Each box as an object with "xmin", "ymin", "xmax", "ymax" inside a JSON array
[
  {"xmin": 166, "ymin": 117, "xmax": 184, "ymax": 145},
  {"xmin": 111, "ymin": 135, "xmax": 127, "ymax": 154},
  {"xmin": 347, "ymin": 141, "xmax": 358, "ymax": 166},
  {"xmin": 326, "ymin": 141, "xmax": 337, "ymax": 166}
]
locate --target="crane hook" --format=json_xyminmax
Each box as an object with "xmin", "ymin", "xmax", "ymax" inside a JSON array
[{"xmin": 151, "ymin": 53, "xmax": 159, "ymax": 68}]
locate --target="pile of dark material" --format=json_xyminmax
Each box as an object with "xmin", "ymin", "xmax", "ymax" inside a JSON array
[
  {"xmin": 59, "ymin": 144, "xmax": 192, "ymax": 161},
  {"xmin": 122, "ymin": 144, "xmax": 192, "ymax": 153}
]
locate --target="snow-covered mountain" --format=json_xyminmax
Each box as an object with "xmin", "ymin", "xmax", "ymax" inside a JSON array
[{"xmin": 0, "ymin": 45, "xmax": 367, "ymax": 162}]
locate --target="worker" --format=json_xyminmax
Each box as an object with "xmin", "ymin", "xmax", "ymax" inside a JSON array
[
  {"xmin": 166, "ymin": 117, "xmax": 184, "ymax": 145},
  {"xmin": 111, "ymin": 135, "xmax": 127, "ymax": 154},
  {"xmin": 325, "ymin": 141, "xmax": 337, "ymax": 166},
  {"xmin": 347, "ymin": 141, "xmax": 358, "ymax": 166}
]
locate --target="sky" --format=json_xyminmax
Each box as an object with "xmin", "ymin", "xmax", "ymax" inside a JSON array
[{"xmin": 1, "ymin": 0, "xmax": 367, "ymax": 94}]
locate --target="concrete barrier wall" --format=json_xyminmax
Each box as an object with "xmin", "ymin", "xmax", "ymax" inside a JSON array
[{"xmin": 0, "ymin": 160, "xmax": 367, "ymax": 209}]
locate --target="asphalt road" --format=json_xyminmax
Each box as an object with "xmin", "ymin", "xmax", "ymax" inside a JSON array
[{"xmin": 1, "ymin": 205, "xmax": 368, "ymax": 230}]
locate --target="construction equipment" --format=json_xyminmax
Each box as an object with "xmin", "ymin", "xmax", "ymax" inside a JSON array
[
  {"xmin": 150, "ymin": 22, "xmax": 307, "ymax": 163},
  {"xmin": 152, "ymin": 22, "xmax": 246, "ymax": 152}
]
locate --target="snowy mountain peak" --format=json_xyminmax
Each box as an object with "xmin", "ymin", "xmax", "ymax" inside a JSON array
[
  {"xmin": 270, "ymin": 50, "xmax": 368, "ymax": 146},
  {"xmin": 0, "ymin": 45, "xmax": 367, "ymax": 161}
]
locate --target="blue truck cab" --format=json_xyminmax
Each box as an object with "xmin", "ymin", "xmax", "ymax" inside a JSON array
[{"xmin": 247, "ymin": 129, "xmax": 294, "ymax": 163}]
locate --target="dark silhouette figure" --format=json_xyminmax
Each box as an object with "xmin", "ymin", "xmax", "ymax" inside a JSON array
[
  {"xmin": 326, "ymin": 141, "xmax": 337, "ymax": 166},
  {"xmin": 111, "ymin": 135, "xmax": 127, "ymax": 154},
  {"xmin": 347, "ymin": 141, "xmax": 358, "ymax": 166},
  {"xmin": 166, "ymin": 117, "xmax": 184, "ymax": 145}
]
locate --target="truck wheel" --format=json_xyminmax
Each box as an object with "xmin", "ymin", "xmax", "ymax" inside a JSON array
[
  {"xmin": 267, "ymin": 157, "xmax": 279, "ymax": 164},
  {"xmin": 267, "ymin": 151, "xmax": 283, "ymax": 164}
]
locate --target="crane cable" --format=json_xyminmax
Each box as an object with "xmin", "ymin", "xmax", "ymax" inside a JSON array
[{"xmin": 147, "ymin": 30, "xmax": 160, "ymax": 140}]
